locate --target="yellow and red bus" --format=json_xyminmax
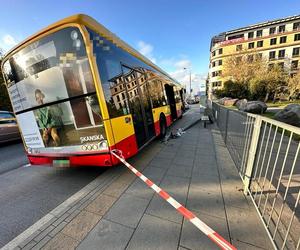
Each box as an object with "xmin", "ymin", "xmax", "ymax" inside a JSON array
[{"xmin": 1, "ymin": 14, "xmax": 185, "ymax": 167}]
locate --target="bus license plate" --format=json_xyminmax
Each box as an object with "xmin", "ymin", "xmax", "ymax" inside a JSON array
[{"xmin": 53, "ymin": 159, "xmax": 70, "ymax": 167}]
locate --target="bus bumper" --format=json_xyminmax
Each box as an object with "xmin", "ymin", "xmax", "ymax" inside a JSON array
[{"xmin": 27, "ymin": 153, "xmax": 114, "ymax": 167}]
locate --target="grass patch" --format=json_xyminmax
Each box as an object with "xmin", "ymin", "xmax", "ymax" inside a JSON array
[
  {"xmin": 262, "ymin": 111, "xmax": 276, "ymax": 119},
  {"xmin": 226, "ymin": 105, "xmax": 238, "ymax": 110},
  {"xmin": 266, "ymin": 100, "xmax": 300, "ymax": 108}
]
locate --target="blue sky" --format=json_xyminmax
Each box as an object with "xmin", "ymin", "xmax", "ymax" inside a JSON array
[{"xmin": 0, "ymin": 0, "xmax": 299, "ymax": 92}]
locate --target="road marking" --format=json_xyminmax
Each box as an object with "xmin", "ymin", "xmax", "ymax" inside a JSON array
[{"xmin": 22, "ymin": 164, "xmax": 31, "ymax": 168}]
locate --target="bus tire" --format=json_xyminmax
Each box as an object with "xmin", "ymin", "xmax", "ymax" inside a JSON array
[{"xmin": 159, "ymin": 115, "xmax": 167, "ymax": 138}]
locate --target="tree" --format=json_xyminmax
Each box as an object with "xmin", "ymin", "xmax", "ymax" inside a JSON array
[
  {"xmin": 222, "ymin": 51, "xmax": 288, "ymax": 101},
  {"xmin": 222, "ymin": 51, "xmax": 266, "ymax": 85},
  {"xmin": 249, "ymin": 64, "xmax": 288, "ymax": 102},
  {"xmin": 288, "ymin": 70, "xmax": 300, "ymax": 100},
  {"xmin": 214, "ymin": 80, "xmax": 249, "ymax": 99}
]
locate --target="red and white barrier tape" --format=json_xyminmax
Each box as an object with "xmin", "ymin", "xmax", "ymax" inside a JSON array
[{"xmin": 111, "ymin": 150, "xmax": 237, "ymax": 250}]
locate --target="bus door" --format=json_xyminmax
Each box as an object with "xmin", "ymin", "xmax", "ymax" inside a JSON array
[
  {"xmin": 121, "ymin": 64, "xmax": 155, "ymax": 148},
  {"xmin": 165, "ymin": 84, "xmax": 177, "ymax": 120}
]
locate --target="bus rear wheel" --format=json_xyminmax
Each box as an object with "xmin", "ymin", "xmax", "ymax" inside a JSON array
[{"xmin": 159, "ymin": 117, "xmax": 167, "ymax": 138}]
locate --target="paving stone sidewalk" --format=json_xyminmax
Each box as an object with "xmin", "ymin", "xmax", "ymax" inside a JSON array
[{"xmin": 8, "ymin": 108, "xmax": 273, "ymax": 250}]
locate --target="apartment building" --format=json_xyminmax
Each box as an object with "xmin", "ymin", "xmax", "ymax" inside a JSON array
[{"xmin": 208, "ymin": 15, "xmax": 300, "ymax": 99}]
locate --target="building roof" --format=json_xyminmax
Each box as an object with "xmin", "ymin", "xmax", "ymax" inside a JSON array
[{"xmin": 225, "ymin": 14, "xmax": 300, "ymax": 35}]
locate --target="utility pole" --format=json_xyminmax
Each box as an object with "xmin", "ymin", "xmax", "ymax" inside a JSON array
[{"xmin": 189, "ymin": 70, "xmax": 192, "ymax": 97}]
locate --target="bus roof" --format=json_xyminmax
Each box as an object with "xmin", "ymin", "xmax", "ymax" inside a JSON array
[{"xmin": 3, "ymin": 14, "xmax": 182, "ymax": 88}]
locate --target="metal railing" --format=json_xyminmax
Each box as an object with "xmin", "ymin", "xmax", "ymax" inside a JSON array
[{"xmin": 211, "ymin": 102, "xmax": 300, "ymax": 250}]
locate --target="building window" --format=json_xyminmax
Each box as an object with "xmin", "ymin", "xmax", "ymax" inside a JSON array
[
  {"xmin": 270, "ymin": 38, "xmax": 277, "ymax": 45},
  {"xmin": 212, "ymin": 61, "xmax": 216, "ymax": 67},
  {"xmin": 218, "ymin": 48, "xmax": 223, "ymax": 54},
  {"xmin": 212, "ymin": 81, "xmax": 222, "ymax": 87},
  {"xmin": 228, "ymin": 34, "xmax": 244, "ymax": 40},
  {"xmin": 280, "ymin": 36, "xmax": 287, "ymax": 44},
  {"xmin": 236, "ymin": 44, "xmax": 242, "ymax": 51},
  {"xmin": 269, "ymin": 27, "xmax": 276, "ymax": 35},
  {"xmin": 248, "ymin": 32, "xmax": 254, "ymax": 39},
  {"xmin": 219, "ymin": 60, "xmax": 222, "ymax": 66},
  {"xmin": 268, "ymin": 63, "xmax": 274, "ymax": 70},
  {"xmin": 212, "ymin": 70, "xmax": 222, "ymax": 77},
  {"xmin": 256, "ymin": 30, "xmax": 263, "ymax": 37},
  {"xmin": 292, "ymin": 47, "xmax": 300, "ymax": 57},
  {"xmin": 212, "ymin": 51, "xmax": 216, "ymax": 57},
  {"xmin": 116, "ymin": 95, "xmax": 120, "ymax": 102},
  {"xmin": 294, "ymin": 34, "xmax": 300, "ymax": 41},
  {"xmin": 121, "ymin": 93, "xmax": 125, "ymax": 100},
  {"xmin": 248, "ymin": 42, "xmax": 255, "ymax": 49},
  {"xmin": 257, "ymin": 40, "xmax": 263, "ymax": 47},
  {"xmin": 269, "ymin": 51, "xmax": 276, "ymax": 60},
  {"xmin": 291, "ymin": 60, "xmax": 298, "ymax": 70},
  {"xmin": 293, "ymin": 22, "xmax": 300, "ymax": 30},
  {"xmin": 114, "ymin": 87, "xmax": 118, "ymax": 92},
  {"xmin": 278, "ymin": 49, "xmax": 285, "ymax": 59},
  {"xmin": 278, "ymin": 25, "xmax": 285, "ymax": 33}
]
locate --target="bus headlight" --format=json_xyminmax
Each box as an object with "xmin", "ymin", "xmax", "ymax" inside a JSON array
[{"xmin": 98, "ymin": 140, "xmax": 108, "ymax": 150}]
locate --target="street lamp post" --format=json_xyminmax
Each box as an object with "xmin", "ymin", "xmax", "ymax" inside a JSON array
[{"xmin": 184, "ymin": 68, "xmax": 192, "ymax": 97}]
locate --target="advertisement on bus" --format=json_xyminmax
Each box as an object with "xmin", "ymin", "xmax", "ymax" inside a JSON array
[{"xmin": 3, "ymin": 27, "xmax": 107, "ymax": 152}]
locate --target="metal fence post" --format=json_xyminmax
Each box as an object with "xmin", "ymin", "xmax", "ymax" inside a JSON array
[
  {"xmin": 224, "ymin": 109, "xmax": 229, "ymax": 144},
  {"xmin": 243, "ymin": 115, "xmax": 262, "ymax": 195}
]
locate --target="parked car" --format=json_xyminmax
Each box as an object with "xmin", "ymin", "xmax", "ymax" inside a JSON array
[
  {"xmin": 186, "ymin": 98, "xmax": 195, "ymax": 104},
  {"xmin": 0, "ymin": 111, "xmax": 21, "ymax": 143}
]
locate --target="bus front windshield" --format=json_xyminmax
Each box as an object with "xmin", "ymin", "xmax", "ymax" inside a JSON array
[{"xmin": 2, "ymin": 27, "xmax": 107, "ymax": 152}]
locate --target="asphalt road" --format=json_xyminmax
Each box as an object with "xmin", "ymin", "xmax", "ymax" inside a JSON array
[
  {"xmin": 0, "ymin": 141, "xmax": 28, "ymax": 175},
  {"xmin": 0, "ymin": 142, "xmax": 106, "ymax": 248}
]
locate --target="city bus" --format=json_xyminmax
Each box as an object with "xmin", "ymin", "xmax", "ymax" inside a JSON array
[{"xmin": 1, "ymin": 14, "xmax": 185, "ymax": 167}]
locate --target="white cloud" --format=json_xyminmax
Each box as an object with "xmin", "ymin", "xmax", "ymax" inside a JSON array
[
  {"xmin": 174, "ymin": 59, "xmax": 191, "ymax": 70},
  {"xmin": 137, "ymin": 40, "xmax": 156, "ymax": 63},
  {"xmin": 3, "ymin": 34, "xmax": 17, "ymax": 46},
  {"xmin": 0, "ymin": 34, "xmax": 18, "ymax": 52},
  {"xmin": 168, "ymin": 59, "xmax": 207, "ymax": 94}
]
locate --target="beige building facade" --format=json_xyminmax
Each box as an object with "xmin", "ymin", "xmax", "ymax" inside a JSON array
[{"xmin": 208, "ymin": 15, "xmax": 300, "ymax": 99}]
